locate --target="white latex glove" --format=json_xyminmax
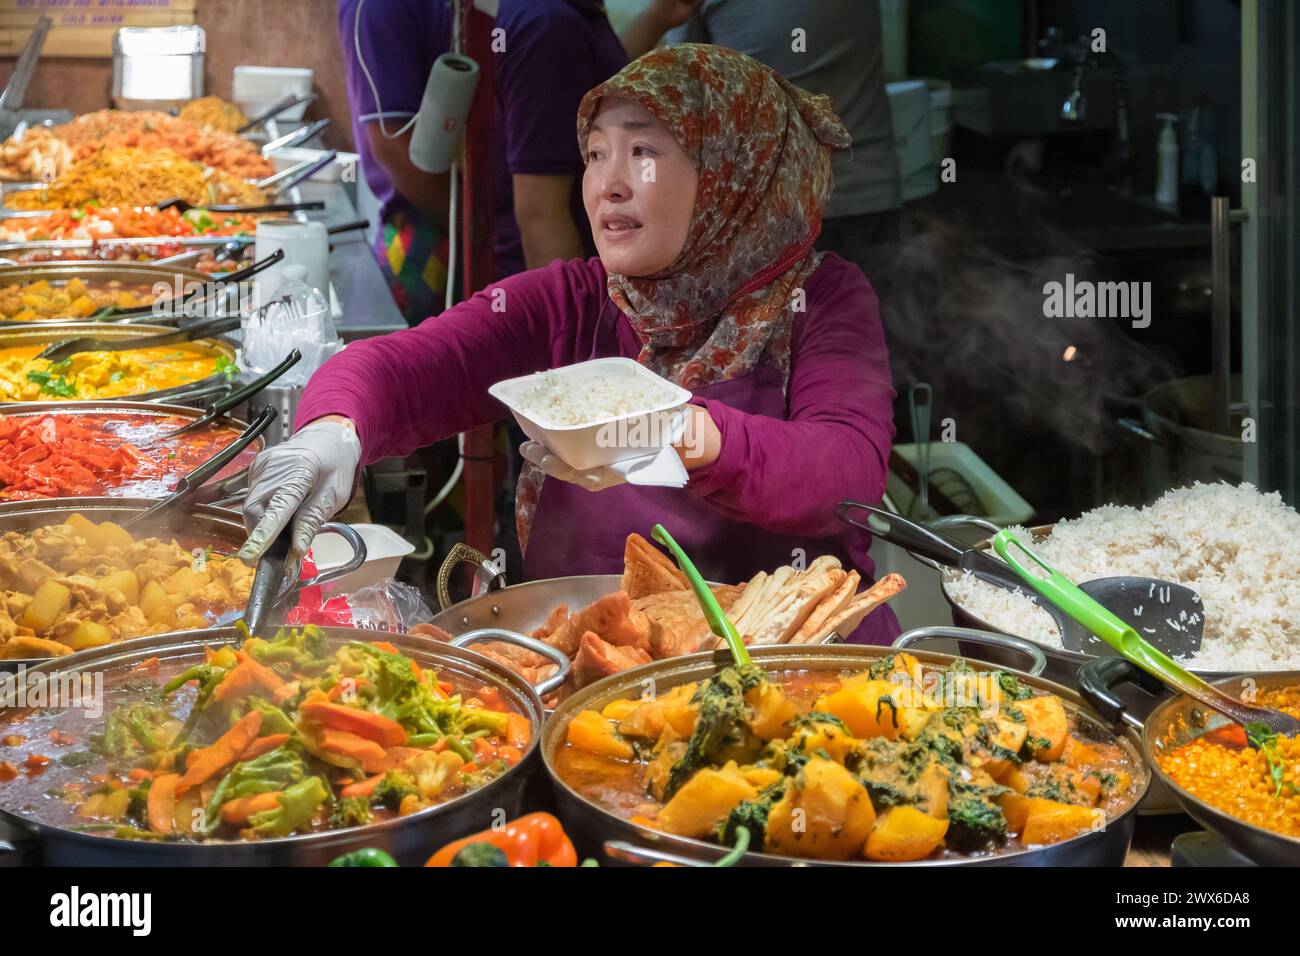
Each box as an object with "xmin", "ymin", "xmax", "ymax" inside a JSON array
[
  {"xmin": 237, "ymin": 419, "xmax": 362, "ymax": 561},
  {"xmin": 520, "ymin": 440, "xmax": 627, "ymax": 491}
]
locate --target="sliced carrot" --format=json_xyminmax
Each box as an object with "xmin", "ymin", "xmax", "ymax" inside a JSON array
[
  {"xmin": 146, "ymin": 773, "xmax": 180, "ymax": 835},
  {"xmin": 505, "ymin": 712, "xmax": 531, "ymax": 749},
  {"xmin": 126, "ymin": 768, "xmax": 154, "ymax": 782},
  {"xmin": 339, "ymin": 773, "xmax": 386, "ymax": 799},
  {"xmin": 317, "ymin": 728, "xmax": 387, "ymax": 772},
  {"xmin": 498, "ymin": 745, "xmax": 523, "ymax": 766},
  {"xmin": 298, "ymin": 700, "xmax": 407, "ymax": 747},
  {"xmin": 235, "ymin": 651, "xmax": 286, "ymax": 693},
  {"xmin": 176, "ymin": 711, "xmax": 262, "ymax": 795},
  {"xmin": 220, "ymin": 790, "xmax": 282, "ymax": 826},
  {"xmin": 210, "ymin": 662, "xmax": 255, "ymax": 703},
  {"xmin": 238, "ymin": 733, "xmax": 289, "ymax": 762}
]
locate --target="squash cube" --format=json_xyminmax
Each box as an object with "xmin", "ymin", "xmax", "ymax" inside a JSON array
[
  {"xmin": 1019, "ymin": 695, "xmax": 1069, "ymax": 762},
  {"xmin": 565, "ymin": 709, "xmax": 634, "ymax": 761},
  {"xmin": 864, "ymin": 805, "xmax": 949, "ymax": 862},
  {"xmin": 1020, "ymin": 798, "xmax": 1102, "ymax": 845},
  {"xmin": 765, "ymin": 757, "xmax": 875, "ymax": 860},
  {"xmin": 824, "ymin": 678, "xmax": 901, "ymax": 739},
  {"xmin": 658, "ymin": 761, "xmax": 757, "ymax": 839}
]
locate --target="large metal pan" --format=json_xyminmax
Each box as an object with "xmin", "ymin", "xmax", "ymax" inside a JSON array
[
  {"xmin": 0, "ymin": 321, "xmax": 236, "ymax": 406},
  {"xmin": 930, "ymin": 518, "xmax": 1239, "ymax": 686},
  {"xmin": 0, "ymin": 400, "xmax": 264, "ymax": 503},
  {"xmin": 0, "ymin": 625, "xmax": 566, "ymax": 866},
  {"xmin": 0, "ymin": 498, "xmax": 364, "ymax": 671},
  {"xmin": 543, "ymin": 633, "xmax": 1151, "ymax": 867},
  {"xmin": 1080, "ymin": 658, "xmax": 1300, "ymax": 865},
  {"xmin": 0, "ymin": 262, "xmax": 210, "ymax": 327}
]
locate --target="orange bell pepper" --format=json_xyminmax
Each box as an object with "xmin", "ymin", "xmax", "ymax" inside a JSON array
[{"xmin": 425, "ymin": 812, "xmax": 578, "ymax": 867}]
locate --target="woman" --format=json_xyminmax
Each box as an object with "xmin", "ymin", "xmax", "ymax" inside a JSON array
[{"xmin": 239, "ymin": 45, "xmax": 899, "ymax": 644}]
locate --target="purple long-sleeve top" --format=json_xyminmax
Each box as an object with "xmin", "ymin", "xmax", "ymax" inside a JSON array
[{"xmin": 297, "ymin": 253, "xmax": 901, "ymax": 643}]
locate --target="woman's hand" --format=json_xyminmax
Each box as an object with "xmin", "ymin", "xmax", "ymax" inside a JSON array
[{"xmin": 237, "ymin": 417, "xmax": 361, "ymax": 561}]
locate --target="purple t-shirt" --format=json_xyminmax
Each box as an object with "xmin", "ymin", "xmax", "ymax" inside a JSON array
[
  {"xmin": 338, "ymin": 0, "xmax": 626, "ymax": 281},
  {"xmin": 296, "ymin": 254, "xmax": 901, "ymax": 644}
]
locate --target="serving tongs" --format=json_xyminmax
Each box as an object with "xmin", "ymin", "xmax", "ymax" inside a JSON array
[
  {"xmin": 155, "ymin": 197, "xmax": 325, "ymax": 215},
  {"xmin": 36, "ymin": 313, "xmax": 241, "ymax": 363},
  {"xmin": 255, "ymin": 150, "xmax": 339, "ymax": 198},
  {"xmin": 122, "ymin": 404, "xmax": 277, "ymax": 529},
  {"xmin": 237, "ymin": 522, "xmax": 370, "ymax": 634},
  {"xmin": 836, "ymin": 501, "xmax": 1205, "ymax": 658},
  {"xmin": 159, "ymin": 349, "xmax": 302, "ymax": 439},
  {"xmin": 237, "ymin": 92, "xmax": 319, "ymax": 135},
  {"xmin": 261, "ymin": 118, "xmax": 331, "ymax": 155},
  {"xmin": 92, "ymin": 248, "xmax": 286, "ymax": 322},
  {"xmin": 994, "ymin": 530, "xmax": 1300, "ymax": 736}
]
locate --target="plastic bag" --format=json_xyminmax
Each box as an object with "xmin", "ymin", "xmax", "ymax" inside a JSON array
[{"xmin": 287, "ymin": 554, "xmax": 434, "ymax": 632}]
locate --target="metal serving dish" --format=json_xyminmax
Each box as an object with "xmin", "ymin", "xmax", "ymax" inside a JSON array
[
  {"xmin": 0, "ymin": 400, "xmax": 263, "ymax": 502},
  {"xmin": 1079, "ymin": 658, "xmax": 1300, "ymax": 865},
  {"xmin": 543, "ymin": 635, "xmax": 1151, "ymax": 867},
  {"xmin": 0, "ymin": 262, "xmax": 210, "ymax": 327},
  {"xmin": 0, "ymin": 321, "xmax": 235, "ymax": 407},
  {"xmin": 0, "ymin": 498, "xmax": 364, "ymax": 671},
  {"xmin": 0, "ymin": 625, "xmax": 559, "ymax": 866},
  {"xmin": 933, "ymin": 519, "xmax": 1238, "ymax": 686}
]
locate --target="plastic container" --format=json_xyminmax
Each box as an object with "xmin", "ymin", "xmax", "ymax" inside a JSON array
[
  {"xmin": 488, "ymin": 357, "xmax": 690, "ymax": 471},
  {"xmin": 310, "ymin": 523, "xmax": 416, "ymax": 595},
  {"xmin": 241, "ymin": 264, "xmax": 340, "ymax": 386},
  {"xmin": 232, "ymin": 66, "xmax": 314, "ymax": 121},
  {"xmin": 886, "ymin": 441, "xmax": 1034, "ymax": 526}
]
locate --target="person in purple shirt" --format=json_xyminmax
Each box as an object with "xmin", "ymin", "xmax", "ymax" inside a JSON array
[
  {"xmin": 339, "ymin": 0, "xmax": 695, "ymax": 320},
  {"xmin": 239, "ymin": 45, "xmax": 900, "ymax": 645}
]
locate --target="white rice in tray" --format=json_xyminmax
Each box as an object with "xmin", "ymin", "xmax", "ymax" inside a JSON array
[
  {"xmin": 513, "ymin": 369, "xmax": 678, "ymax": 427},
  {"xmin": 944, "ymin": 482, "xmax": 1300, "ymax": 672}
]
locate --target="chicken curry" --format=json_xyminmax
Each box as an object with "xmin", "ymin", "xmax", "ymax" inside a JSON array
[
  {"xmin": 0, "ymin": 626, "xmax": 528, "ymax": 841},
  {"xmin": 557, "ymin": 654, "xmax": 1142, "ymax": 862},
  {"xmin": 0, "ymin": 513, "xmax": 252, "ymax": 660}
]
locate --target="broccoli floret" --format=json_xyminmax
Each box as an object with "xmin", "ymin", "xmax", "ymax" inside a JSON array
[
  {"xmin": 89, "ymin": 703, "xmax": 174, "ymax": 757},
  {"xmin": 452, "ymin": 843, "xmax": 509, "ymax": 867},
  {"xmin": 372, "ymin": 770, "xmax": 417, "ymax": 811},
  {"xmin": 245, "ymin": 697, "xmax": 295, "ymax": 735},
  {"xmin": 244, "ymin": 625, "xmax": 331, "ymax": 672},
  {"xmin": 202, "ymin": 745, "xmax": 308, "ymax": 834},
  {"xmin": 330, "ymin": 796, "xmax": 373, "ymax": 829},
  {"xmin": 718, "ymin": 779, "xmax": 787, "ymax": 847},
  {"xmin": 247, "ymin": 776, "xmax": 330, "ymax": 838},
  {"xmin": 664, "ymin": 664, "xmax": 766, "ymax": 801},
  {"xmin": 945, "ymin": 783, "xmax": 1008, "ymax": 852}
]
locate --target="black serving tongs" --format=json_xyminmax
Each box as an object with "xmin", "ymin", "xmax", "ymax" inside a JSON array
[
  {"xmin": 91, "ymin": 248, "xmax": 286, "ymax": 322},
  {"xmin": 242, "ymin": 525, "xmax": 299, "ymax": 634},
  {"xmin": 237, "ymin": 92, "xmax": 319, "ymax": 135},
  {"xmin": 36, "ymin": 314, "xmax": 241, "ymax": 363},
  {"xmin": 155, "ymin": 198, "xmax": 325, "ymax": 215},
  {"xmin": 159, "ymin": 349, "xmax": 301, "ymax": 440},
  {"xmin": 122, "ymin": 404, "xmax": 277, "ymax": 529}
]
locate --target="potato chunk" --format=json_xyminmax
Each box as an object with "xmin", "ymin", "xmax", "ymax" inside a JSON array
[
  {"xmin": 765, "ymin": 757, "xmax": 875, "ymax": 860},
  {"xmin": 657, "ymin": 760, "xmax": 757, "ymax": 839},
  {"xmin": 21, "ymin": 579, "xmax": 71, "ymax": 633}
]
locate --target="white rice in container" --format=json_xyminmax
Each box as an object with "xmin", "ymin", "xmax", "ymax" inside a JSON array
[
  {"xmin": 944, "ymin": 482, "xmax": 1300, "ymax": 672},
  {"xmin": 512, "ymin": 369, "xmax": 678, "ymax": 427}
]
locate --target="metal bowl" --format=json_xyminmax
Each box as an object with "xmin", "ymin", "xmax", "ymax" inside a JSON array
[
  {"xmin": 0, "ymin": 262, "xmax": 210, "ymax": 328},
  {"xmin": 0, "ymin": 321, "xmax": 235, "ymax": 406},
  {"xmin": 1079, "ymin": 658, "xmax": 1300, "ymax": 865},
  {"xmin": 0, "ymin": 625, "xmax": 557, "ymax": 866},
  {"xmin": 935, "ymin": 520, "xmax": 1239, "ymax": 686},
  {"xmin": 0, "ymin": 400, "xmax": 263, "ymax": 503},
  {"xmin": 543, "ymin": 639, "xmax": 1151, "ymax": 867},
  {"xmin": 0, "ymin": 498, "xmax": 365, "ymax": 671}
]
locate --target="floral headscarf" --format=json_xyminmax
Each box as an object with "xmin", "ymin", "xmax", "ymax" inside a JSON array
[{"xmin": 515, "ymin": 44, "xmax": 851, "ymax": 553}]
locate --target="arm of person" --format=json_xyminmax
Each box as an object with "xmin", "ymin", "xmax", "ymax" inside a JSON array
[
  {"xmin": 619, "ymin": 0, "xmax": 702, "ymax": 59},
  {"xmin": 681, "ymin": 263, "xmax": 896, "ymax": 538},
  {"xmin": 294, "ymin": 259, "xmax": 606, "ymax": 462},
  {"xmin": 514, "ymin": 173, "xmax": 585, "ymax": 269},
  {"xmin": 366, "ymin": 125, "xmax": 451, "ymax": 221}
]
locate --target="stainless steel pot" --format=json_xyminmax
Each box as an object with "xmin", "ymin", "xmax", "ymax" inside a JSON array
[
  {"xmin": 0, "ymin": 321, "xmax": 237, "ymax": 406},
  {"xmin": 1079, "ymin": 658, "xmax": 1300, "ymax": 865},
  {"xmin": 933, "ymin": 518, "xmax": 1238, "ymax": 688},
  {"xmin": 0, "ymin": 625, "xmax": 565, "ymax": 866},
  {"xmin": 0, "ymin": 400, "xmax": 264, "ymax": 502},
  {"xmin": 543, "ymin": 637, "xmax": 1151, "ymax": 867},
  {"xmin": 0, "ymin": 498, "xmax": 365, "ymax": 671},
  {"xmin": 0, "ymin": 262, "xmax": 210, "ymax": 328}
]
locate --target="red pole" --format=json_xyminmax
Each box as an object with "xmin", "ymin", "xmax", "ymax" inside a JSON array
[{"xmin": 460, "ymin": 3, "xmax": 496, "ymax": 559}]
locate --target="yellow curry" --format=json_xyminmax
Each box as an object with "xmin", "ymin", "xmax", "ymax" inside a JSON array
[
  {"xmin": 0, "ymin": 343, "xmax": 224, "ymax": 401},
  {"xmin": 0, "ymin": 277, "xmax": 157, "ymax": 322}
]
